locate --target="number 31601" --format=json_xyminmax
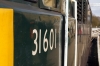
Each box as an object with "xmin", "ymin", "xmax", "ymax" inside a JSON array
[{"xmin": 32, "ymin": 29, "xmax": 57, "ymax": 55}]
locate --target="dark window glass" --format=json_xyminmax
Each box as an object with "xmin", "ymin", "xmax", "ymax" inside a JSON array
[
  {"xmin": 68, "ymin": 0, "xmax": 75, "ymax": 17},
  {"xmin": 24, "ymin": 0, "xmax": 37, "ymax": 3}
]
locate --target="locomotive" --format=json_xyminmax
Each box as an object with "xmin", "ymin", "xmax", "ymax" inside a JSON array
[{"xmin": 0, "ymin": 0, "xmax": 92, "ymax": 66}]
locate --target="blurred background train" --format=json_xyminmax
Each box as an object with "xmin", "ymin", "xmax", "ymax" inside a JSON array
[{"xmin": 0, "ymin": 0, "xmax": 92, "ymax": 66}]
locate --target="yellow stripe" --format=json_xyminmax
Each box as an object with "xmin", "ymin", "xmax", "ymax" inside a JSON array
[{"xmin": 0, "ymin": 8, "xmax": 13, "ymax": 66}]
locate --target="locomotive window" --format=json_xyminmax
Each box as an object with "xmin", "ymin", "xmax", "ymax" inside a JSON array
[
  {"xmin": 24, "ymin": 0, "xmax": 37, "ymax": 3},
  {"xmin": 42, "ymin": 0, "xmax": 56, "ymax": 8},
  {"xmin": 68, "ymin": 0, "xmax": 75, "ymax": 18},
  {"xmin": 39, "ymin": 0, "xmax": 61, "ymax": 12},
  {"xmin": 68, "ymin": 0, "xmax": 71, "ymax": 16}
]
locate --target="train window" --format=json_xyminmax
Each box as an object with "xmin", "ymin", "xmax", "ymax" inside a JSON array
[
  {"xmin": 6, "ymin": 0, "xmax": 61, "ymax": 12},
  {"xmin": 68, "ymin": 0, "xmax": 75, "ymax": 18},
  {"xmin": 68, "ymin": 0, "xmax": 71, "ymax": 16},
  {"xmin": 39, "ymin": 0, "xmax": 61, "ymax": 12},
  {"xmin": 42, "ymin": 0, "xmax": 56, "ymax": 8},
  {"xmin": 24, "ymin": 0, "xmax": 38, "ymax": 3},
  {"xmin": 8, "ymin": 0, "xmax": 25, "ymax": 2}
]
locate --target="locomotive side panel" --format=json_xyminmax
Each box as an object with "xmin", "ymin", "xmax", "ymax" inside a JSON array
[
  {"xmin": 67, "ymin": 18, "xmax": 76, "ymax": 66},
  {"xmin": 0, "ymin": 1, "xmax": 64, "ymax": 66}
]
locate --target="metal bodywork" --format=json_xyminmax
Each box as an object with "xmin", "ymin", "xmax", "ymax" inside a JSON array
[
  {"xmin": 0, "ymin": 0, "xmax": 92, "ymax": 66},
  {"xmin": 67, "ymin": 17, "xmax": 76, "ymax": 66},
  {"xmin": 77, "ymin": 1, "xmax": 92, "ymax": 65},
  {"xmin": 0, "ymin": 1, "xmax": 64, "ymax": 66}
]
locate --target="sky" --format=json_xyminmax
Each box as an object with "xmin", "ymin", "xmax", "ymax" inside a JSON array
[{"xmin": 89, "ymin": 0, "xmax": 100, "ymax": 16}]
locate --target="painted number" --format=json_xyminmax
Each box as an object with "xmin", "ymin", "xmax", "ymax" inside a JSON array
[
  {"xmin": 32, "ymin": 29, "xmax": 38, "ymax": 55},
  {"xmin": 43, "ymin": 29, "xmax": 48, "ymax": 52},
  {"xmin": 32, "ymin": 29, "xmax": 57, "ymax": 55}
]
